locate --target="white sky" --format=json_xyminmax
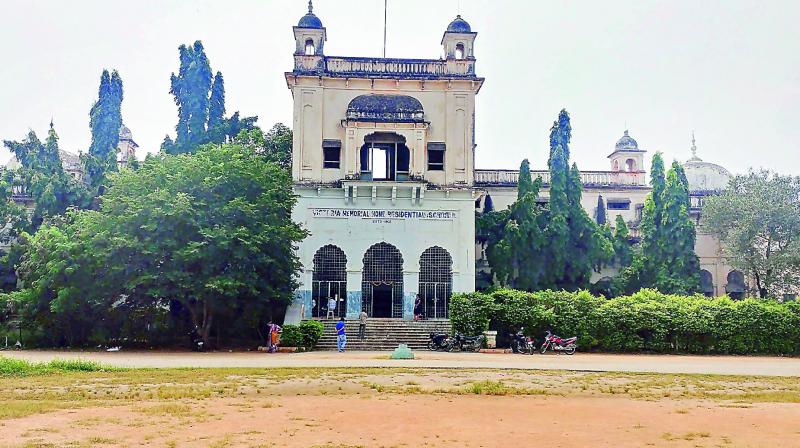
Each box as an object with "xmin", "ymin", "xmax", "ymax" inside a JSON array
[{"xmin": 1, "ymin": 0, "xmax": 798, "ymax": 174}]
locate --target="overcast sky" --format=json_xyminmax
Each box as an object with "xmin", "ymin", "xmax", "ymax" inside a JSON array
[{"xmin": 1, "ymin": 0, "xmax": 798, "ymax": 174}]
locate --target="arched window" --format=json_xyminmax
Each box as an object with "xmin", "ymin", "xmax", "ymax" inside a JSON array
[
  {"xmin": 304, "ymin": 39, "xmax": 315, "ymax": 55},
  {"xmin": 455, "ymin": 43, "xmax": 465, "ymax": 60},
  {"xmin": 726, "ymin": 270, "xmax": 745, "ymax": 300},
  {"xmin": 312, "ymin": 245, "xmax": 347, "ymax": 318},
  {"xmin": 700, "ymin": 270, "xmax": 714, "ymax": 297},
  {"xmin": 418, "ymin": 246, "xmax": 453, "ymax": 319},
  {"xmin": 613, "ymin": 160, "xmax": 620, "ymax": 171},
  {"xmin": 362, "ymin": 242, "xmax": 404, "ymax": 318},
  {"xmin": 626, "ymin": 158, "xmax": 637, "ymax": 172}
]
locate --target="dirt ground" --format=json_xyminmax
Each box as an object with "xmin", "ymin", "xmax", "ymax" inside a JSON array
[{"xmin": 2, "ymin": 367, "xmax": 800, "ymax": 447}]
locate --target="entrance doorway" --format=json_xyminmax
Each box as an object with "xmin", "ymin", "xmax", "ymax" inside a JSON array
[
  {"xmin": 371, "ymin": 284, "xmax": 393, "ymax": 317},
  {"xmin": 361, "ymin": 242, "xmax": 404, "ymax": 318}
]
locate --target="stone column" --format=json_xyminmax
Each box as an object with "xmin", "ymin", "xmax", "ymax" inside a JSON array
[
  {"xmin": 403, "ymin": 270, "xmax": 420, "ymax": 320},
  {"xmin": 345, "ymin": 270, "xmax": 362, "ymax": 320}
]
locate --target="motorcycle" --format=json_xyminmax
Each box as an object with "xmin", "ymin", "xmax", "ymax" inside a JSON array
[
  {"xmin": 540, "ymin": 330, "xmax": 577, "ymax": 355},
  {"xmin": 450, "ymin": 333, "xmax": 485, "ymax": 352},
  {"xmin": 428, "ymin": 332, "xmax": 452, "ymax": 351},
  {"xmin": 509, "ymin": 330, "xmax": 535, "ymax": 355}
]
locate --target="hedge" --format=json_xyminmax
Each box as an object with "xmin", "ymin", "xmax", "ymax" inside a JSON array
[
  {"xmin": 279, "ymin": 320, "xmax": 325, "ymax": 350},
  {"xmin": 450, "ymin": 289, "xmax": 800, "ymax": 355}
]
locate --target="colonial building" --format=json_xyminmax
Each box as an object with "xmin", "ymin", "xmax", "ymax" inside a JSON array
[
  {"xmin": 284, "ymin": 4, "xmax": 743, "ymax": 324},
  {"xmin": 285, "ymin": 3, "xmax": 482, "ymax": 323}
]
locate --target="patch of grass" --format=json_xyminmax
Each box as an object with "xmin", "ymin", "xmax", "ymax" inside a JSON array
[
  {"xmin": 466, "ymin": 380, "xmax": 510, "ymax": 396},
  {"xmin": 0, "ymin": 400, "xmax": 82, "ymax": 419},
  {"xmin": 136, "ymin": 403, "xmax": 194, "ymax": 417},
  {"xmin": 0, "ymin": 356, "xmax": 120, "ymax": 377}
]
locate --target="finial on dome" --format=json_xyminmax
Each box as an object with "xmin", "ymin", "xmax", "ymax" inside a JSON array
[
  {"xmin": 688, "ymin": 130, "xmax": 702, "ymax": 162},
  {"xmin": 308, "ymin": 0, "xmax": 313, "ymax": 14}
]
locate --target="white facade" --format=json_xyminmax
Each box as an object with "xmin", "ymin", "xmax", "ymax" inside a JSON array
[{"xmin": 285, "ymin": 5, "xmax": 481, "ymax": 323}]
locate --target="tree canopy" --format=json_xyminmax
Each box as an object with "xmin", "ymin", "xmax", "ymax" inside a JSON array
[
  {"xmin": 703, "ymin": 170, "xmax": 800, "ymax": 298},
  {"xmin": 84, "ymin": 69, "xmax": 124, "ymax": 193},
  {"xmin": 9, "ymin": 144, "xmax": 306, "ymax": 346}
]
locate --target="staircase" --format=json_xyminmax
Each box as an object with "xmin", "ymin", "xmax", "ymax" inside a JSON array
[{"xmin": 313, "ymin": 318, "xmax": 452, "ymax": 351}]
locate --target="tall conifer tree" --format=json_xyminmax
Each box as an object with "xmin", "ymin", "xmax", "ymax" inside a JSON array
[{"xmin": 86, "ymin": 69, "xmax": 124, "ymax": 191}]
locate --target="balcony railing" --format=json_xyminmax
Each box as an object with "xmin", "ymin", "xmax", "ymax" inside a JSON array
[
  {"xmin": 295, "ymin": 56, "xmax": 478, "ymax": 79},
  {"xmin": 474, "ymin": 169, "xmax": 647, "ymax": 187}
]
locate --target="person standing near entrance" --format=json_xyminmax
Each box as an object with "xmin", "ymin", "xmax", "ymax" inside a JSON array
[
  {"xmin": 267, "ymin": 321, "xmax": 282, "ymax": 353},
  {"xmin": 326, "ymin": 296, "xmax": 337, "ymax": 319},
  {"xmin": 335, "ymin": 317, "xmax": 347, "ymax": 352},
  {"xmin": 358, "ymin": 310, "xmax": 368, "ymax": 340}
]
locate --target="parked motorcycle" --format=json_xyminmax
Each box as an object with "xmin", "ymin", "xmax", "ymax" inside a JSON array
[
  {"xmin": 509, "ymin": 329, "xmax": 535, "ymax": 355},
  {"xmin": 450, "ymin": 333, "xmax": 485, "ymax": 352},
  {"xmin": 428, "ymin": 332, "xmax": 452, "ymax": 351},
  {"xmin": 540, "ymin": 330, "xmax": 577, "ymax": 355}
]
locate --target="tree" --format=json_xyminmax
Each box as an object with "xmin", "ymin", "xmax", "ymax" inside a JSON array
[
  {"xmin": 12, "ymin": 144, "xmax": 306, "ymax": 347},
  {"xmin": 703, "ymin": 170, "xmax": 800, "ymax": 298},
  {"xmin": 596, "ymin": 195, "xmax": 606, "ymax": 225},
  {"xmin": 618, "ymin": 154, "xmax": 699, "ymax": 295},
  {"xmin": 233, "ymin": 123, "xmax": 292, "ymax": 170},
  {"xmin": 612, "ymin": 214, "xmax": 633, "ymax": 267},
  {"xmin": 84, "ymin": 69, "xmax": 124, "ymax": 192},
  {"xmin": 3, "ymin": 124, "xmax": 89, "ymax": 230},
  {"xmin": 163, "ymin": 41, "xmax": 257, "ymax": 154},
  {"xmin": 548, "ymin": 109, "xmax": 572, "ymax": 166}
]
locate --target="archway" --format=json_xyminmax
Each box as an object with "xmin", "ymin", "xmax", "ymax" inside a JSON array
[
  {"xmin": 726, "ymin": 270, "xmax": 745, "ymax": 300},
  {"xmin": 312, "ymin": 245, "xmax": 347, "ymax": 318},
  {"xmin": 418, "ymin": 246, "xmax": 453, "ymax": 319},
  {"xmin": 700, "ymin": 270, "xmax": 714, "ymax": 297},
  {"xmin": 362, "ymin": 242, "xmax": 404, "ymax": 318},
  {"xmin": 359, "ymin": 132, "xmax": 410, "ymax": 181}
]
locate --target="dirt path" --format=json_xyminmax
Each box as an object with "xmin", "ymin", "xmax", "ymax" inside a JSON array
[
  {"xmin": 2, "ymin": 394, "xmax": 798, "ymax": 447},
  {"xmin": 5, "ymin": 350, "xmax": 800, "ymax": 376}
]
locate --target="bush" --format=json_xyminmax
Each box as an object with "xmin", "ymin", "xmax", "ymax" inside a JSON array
[
  {"xmin": 279, "ymin": 320, "xmax": 325, "ymax": 350},
  {"xmin": 450, "ymin": 288, "xmax": 800, "ymax": 355},
  {"xmin": 0, "ymin": 357, "xmax": 117, "ymax": 377}
]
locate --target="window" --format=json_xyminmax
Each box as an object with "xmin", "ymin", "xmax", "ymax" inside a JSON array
[
  {"xmin": 455, "ymin": 43, "xmax": 465, "ymax": 60},
  {"xmin": 322, "ymin": 140, "xmax": 341, "ymax": 169},
  {"xmin": 304, "ymin": 39, "xmax": 315, "ymax": 55},
  {"xmin": 359, "ymin": 133, "xmax": 409, "ymax": 181},
  {"xmin": 607, "ymin": 199, "xmax": 631, "ymax": 210},
  {"xmin": 427, "ymin": 142, "xmax": 445, "ymax": 171},
  {"xmin": 625, "ymin": 158, "xmax": 637, "ymax": 172},
  {"xmin": 323, "ymin": 148, "xmax": 340, "ymax": 168}
]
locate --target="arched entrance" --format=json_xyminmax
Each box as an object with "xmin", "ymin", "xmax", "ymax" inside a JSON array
[
  {"xmin": 700, "ymin": 270, "xmax": 714, "ymax": 297},
  {"xmin": 359, "ymin": 132, "xmax": 410, "ymax": 181},
  {"xmin": 362, "ymin": 242, "xmax": 404, "ymax": 318},
  {"xmin": 312, "ymin": 245, "xmax": 347, "ymax": 318},
  {"xmin": 418, "ymin": 246, "xmax": 453, "ymax": 319},
  {"xmin": 726, "ymin": 270, "xmax": 745, "ymax": 300}
]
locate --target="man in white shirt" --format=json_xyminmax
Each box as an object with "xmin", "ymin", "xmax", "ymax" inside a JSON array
[{"xmin": 326, "ymin": 296, "xmax": 337, "ymax": 319}]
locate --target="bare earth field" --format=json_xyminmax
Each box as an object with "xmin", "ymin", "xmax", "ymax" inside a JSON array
[{"xmin": 2, "ymin": 362, "xmax": 800, "ymax": 447}]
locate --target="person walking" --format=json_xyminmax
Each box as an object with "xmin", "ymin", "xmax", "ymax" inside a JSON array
[
  {"xmin": 267, "ymin": 321, "xmax": 282, "ymax": 353},
  {"xmin": 358, "ymin": 310, "xmax": 368, "ymax": 340},
  {"xmin": 335, "ymin": 317, "xmax": 347, "ymax": 352},
  {"xmin": 326, "ymin": 296, "xmax": 337, "ymax": 319}
]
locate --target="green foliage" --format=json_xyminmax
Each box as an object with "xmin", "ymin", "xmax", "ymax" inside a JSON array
[
  {"xmin": 618, "ymin": 153, "xmax": 700, "ymax": 295},
  {"xmin": 703, "ymin": 170, "xmax": 800, "ymax": 298},
  {"xmin": 233, "ymin": 123, "xmax": 293, "ymax": 170},
  {"xmin": 595, "ymin": 195, "xmax": 606, "ymax": 225},
  {"xmin": 280, "ymin": 320, "xmax": 324, "ymax": 349},
  {"xmin": 449, "ymin": 293, "xmax": 495, "ymax": 336},
  {"xmin": 12, "ymin": 144, "xmax": 306, "ymax": 347},
  {"xmin": 612, "ymin": 215, "xmax": 633, "ymax": 267},
  {"xmin": 85, "ymin": 69, "xmax": 124, "ymax": 192},
  {"xmin": 163, "ymin": 41, "xmax": 257, "ymax": 154},
  {"xmin": 0, "ymin": 357, "xmax": 116, "ymax": 377},
  {"xmin": 3, "ymin": 125, "xmax": 89, "ymax": 231},
  {"xmin": 451, "ymin": 289, "xmax": 800, "ymax": 354}
]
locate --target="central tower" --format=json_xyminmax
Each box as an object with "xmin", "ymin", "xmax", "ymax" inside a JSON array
[{"xmin": 285, "ymin": 4, "xmax": 484, "ymax": 323}]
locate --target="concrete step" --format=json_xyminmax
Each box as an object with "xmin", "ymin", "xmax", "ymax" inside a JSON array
[{"xmin": 310, "ymin": 318, "xmax": 452, "ymax": 351}]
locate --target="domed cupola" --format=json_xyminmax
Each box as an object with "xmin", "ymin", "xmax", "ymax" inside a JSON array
[
  {"xmin": 297, "ymin": 0, "xmax": 323, "ymax": 29},
  {"xmin": 682, "ymin": 133, "xmax": 731, "ymax": 192},
  {"xmin": 442, "ymin": 14, "xmax": 478, "ymax": 61},
  {"xmin": 446, "ymin": 15, "xmax": 472, "ymax": 33},
  {"xmin": 293, "ymin": 1, "xmax": 326, "ymax": 63},
  {"xmin": 615, "ymin": 130, "xmax": 639, "ymax": 151}
]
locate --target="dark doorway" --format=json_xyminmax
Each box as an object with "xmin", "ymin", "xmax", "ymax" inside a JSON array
[{"xmin": 371, "ymin": 284, "xmax": 393, "ymax": 318}]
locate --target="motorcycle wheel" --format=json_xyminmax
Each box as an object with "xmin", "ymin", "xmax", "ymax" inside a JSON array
[
  {"xmin": 428, "ymin": 341, "xmax": 437, "ymax": 351},
  {"xmin": 511, "ymin": 342, "xmax": 519, "ymax": 354},
  {"xmin": 527, "ymin": 344, "xmax": 534, "ymax": 355},
  {"xmin": 565, "ymin": 346, "xmax": 576, "ymax": 355},
  {"xmin": 473, "ymin": 344, "xmax": 482, "ymax": 353},
  {"xmin": 540, "ymin": 343, "xmax": 548, "ymax": 354},
  {"xmin": 448, "ymin": 343, "xmax": 459, "ymax": 352}
]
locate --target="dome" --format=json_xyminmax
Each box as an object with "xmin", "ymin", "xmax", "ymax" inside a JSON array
[
  {"xmin": 615, "ymin": 130, "xmax": 639, "ymax": 151},
  {"xmin": 119, "ymin": 125, "xmax": 132, "ymax": 141},
  {"xmin": 682, "ymin": 135, "xmax": 731, "ymax": 192},
  {"xmin": 346, "ymin": 94, "xmax": 425, "ymax": 123},
  {"xmin": 446, "ymin": 15, "xmax": 472, "ymax": 33},
  {"xmin": 297, "ymin": 1, "xmax": 323, "ymax": 28}
]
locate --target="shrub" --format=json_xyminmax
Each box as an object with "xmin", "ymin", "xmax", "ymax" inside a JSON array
[
  {"xmin": 280, "ymin": 320, "xmax": 324, "ymax": 350},
  {"xmin": 0, "ymin": 357, "xmax": 116, "ymax": 376},
  {"xmin": 450, "ymin": 289, "xmax": 800, "ymax": 355}
]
